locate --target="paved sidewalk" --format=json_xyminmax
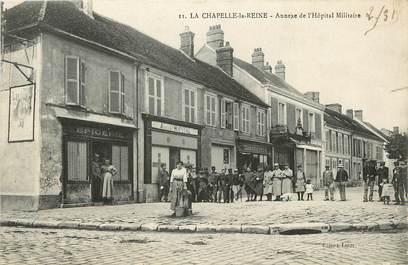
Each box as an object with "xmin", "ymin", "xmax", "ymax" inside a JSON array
[{"xmin": 1, "ymin": 187, "xmax": 407, "ymax": 234}]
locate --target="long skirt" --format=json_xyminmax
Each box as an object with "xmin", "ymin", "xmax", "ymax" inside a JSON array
[
  {"xmin": 102, "ymin": 173, "xmax": 113, "ymax": 199},
  {"xmin": 170, "ymin": 180, "xmax": 184, "ymax": 211},
  {"xmin": 263, "ymin": 183, "xmax": 273, "ymax": 194},
  {"xmin": 272, "ymin": 178, "xmax": 282, "ymax": 195},
  {"xmin": 282, "ymin": 178, "xmax": 292, "ymax": 194}
]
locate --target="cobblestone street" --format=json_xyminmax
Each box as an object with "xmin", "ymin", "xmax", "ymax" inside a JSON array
[
  {"xmin": 1, "ymin": 188, "xmax": 406, "ymax": 227},
  {"xmin": 1, "ymin": 226, "xmax": 407, "ymax": 265}
]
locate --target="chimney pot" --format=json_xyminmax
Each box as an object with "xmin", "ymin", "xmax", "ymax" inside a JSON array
[
  {"xmin": 216, "ymin": 40, "xmax": 234, "ymax": 76},
  {"xmin": 179, "ymin": 26, "xmax": 195, "ymax": 57},
  {"xmin": 275, "ymin": 60, "xmax": 286, "ymax": 80},
  {"xmin": 72, "ymin": 0, "xmax": 94, "ymax": 18},
  {"xmin": 304, "ymin": 91, "xmax": 320, "ymax": 103},
  {"xmin": 326, "ymin": 104, "xmax": 342, "ymax": 114},
  {"xmin": 346, "ymin": 109, "xmax": 354, "ymax": 119},
  {"xmin": 393, "ymin": 126, "xmax": 399, "ymax": 135},
  {"xmin": 252, "ymin": 47, "xmax": 265, "ymax": 71},
  {"xmin": 354, "ymin": 110, "xmax": 363, "ymax": 121}
]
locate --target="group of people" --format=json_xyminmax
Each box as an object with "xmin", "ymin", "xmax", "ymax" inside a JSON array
[
  {"xmin": 361, "ymin": 160, "xmax": 407, "ymax": 205},
  {"xmin": 91, "ymin": 153, "xmax": 118, "ymax": 204}
]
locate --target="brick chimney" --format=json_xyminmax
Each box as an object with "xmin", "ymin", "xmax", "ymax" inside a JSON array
[
  {"xmin": 251, "ymin": 48, "xmax": 264, "ymax": 70},
  {"xmin": 393, "ymin": 126, "xmax": 399, "ymax": 135},
  {"xmin": 180, "ymin": 26, "xmax": 195, "ymax": 57},
  {"xmin": 354, "ymin": 110, "xmax": 363, "ymax": 121},
  {"xmin": 275, "ymin": 60, "xmax": 286, "ymax": 80},
  {"xmin": 304, "ymin": 91, "xmax": 320, "ymax": 103},
  {"xmin": 72, "ymin": 0, "xmax": 93, "ymax": 18},
  {"xmin": 216, "ymin": 41, "xmax": 234, "ymax": 76},
  {"xmin": 346, "ymin": 109, "xmax": 354, "ymax": 119},
  {"xmin": 326, "ymin": 104, "xmax": 342, "ymax": 114},
  {"xmin": 206, "ymin": 25, "xmax": 224, "ymax": 49}
]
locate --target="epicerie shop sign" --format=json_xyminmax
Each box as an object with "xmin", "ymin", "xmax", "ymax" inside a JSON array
[
  {"xmin": 152, "ymin": 121, "xmax": 198, "ymax": 136},
  {"xmin": 72, "ymin": 126, "xmax": 129, "ymax": 139}
]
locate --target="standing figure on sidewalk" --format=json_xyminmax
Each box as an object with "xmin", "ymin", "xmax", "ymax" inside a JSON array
[
  {"xmin": 363, "ymin": 160, "xmax": 377, "ymax": 202},
  {"xmin": 294, "ymin": 165, "xmax": 306, "ymax": 201},
  {"xmin": 263, "ymin": 166, "xmax": 274, "ymax": 201},
  {"xmin": 91, "ymin": 153, "xmax": 102, "ymax": 202},
  {"xmin": 253, "ymin": 167, "xmax": 264, "ymax": 201},
  {"xmin": 208, "ymin": 166, "xmax": 218, "ymax": 203},
  {"xmin": 244, "ymin": 167, "xmax": 255, "ymax": 201},
  {"xmin": 377, "ymin": 162, "xmax": 389, "ymax": 201},
  {"xmin": 169, "ymin": 161, "xmax": 188, "ymax": 213},
  {"xmin": 217, "ymin": 168, "xmax": 227, "ymax": 203},
  {"xmin": 197, "ymin": 169, "xmax": 209, "ymax": 202},
  {"xmin": 272, "ymin": 163, "xmax": 283, "ymax": 201},
  {"xmin": 392, "ymin": 161, "xmax": 407, "ymax": 205},
  {"xmin": 335, "ymin": 164, "xmax": 349, "ymax": 201},
  {"xmin": 101, "ymin": 158, "xmax": 118, "ymax": 205},
  {"xmin": 232, "ymin": 169, "xmax": 241, "ymax": 202},
  {"xmin": 186, "ymin": 166, "xmax": 198, "ymax": 202},
  {"xmin": 158, "ymin": 163, "xmax": 170, "ymax": 202},
  {"xmin": 380, "ymin": 178, "xmax": 393, "ymax": 205},
  {"xmin": 282, "ymin": 164, "xmax": 293, "ymax": 196},
  {"xmin": 322, "ymin": 165, "xmax": 334, "ymax": 201},
  {"xmin": 305, "ymin": 179, "xmax": 314, "ymax": 201}
]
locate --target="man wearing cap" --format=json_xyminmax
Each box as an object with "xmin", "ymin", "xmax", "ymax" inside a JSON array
[
  {"xmin": 207, "ymin": 166, "xmax": 218, "ymax": 203},
  {"xmin": 272, "ymin": 163, "xmax": 283, "ymax": 201},
  {"xmin": 294, "ymin": 165, "xmax": 306, "ymax": 201},
  {"xmin": 231, "ymin": 169, "xmax": 241, "ymax": 202},
  {"xmin": 217, "ymin": 168, "xmax": 227, "ymax": 203},
  {"xmin": 158, "ymin": 163, "xmax": 170, "ymax": 202},
  {"xmin": 263, "ymin": 166, "xmax": 274, "ymax": 201},
  {"xmin": 376, "ymin": 162, "xmax": 389, "ymax": 201},
  {"xmin": 335, "ymin": 164, "xmax": 349, "ymax": 201},
  {"xmin": 322, "ymin": 165, "xmax": 334, "ymax": 201},
  {"xmin": 392, "ymin": 161, "xmax": 407, "ymax": 205},
  {"xmin": 197, "ymin": 169, "xmax": 209, "ymax": 202},
  {"xmin": 91, "ymin": 153, "xmax": 102, "ymax": 202}
]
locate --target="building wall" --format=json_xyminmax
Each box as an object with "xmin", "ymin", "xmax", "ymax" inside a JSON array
[
  {"xmin": 39, "ymin": 33, "xmax": 137, "ymax": 207},
  {"xmin": 0, "ymin": 38, "xmax": 42, "ymax": 210}
]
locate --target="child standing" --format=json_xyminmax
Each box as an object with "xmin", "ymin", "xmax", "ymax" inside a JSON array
[
  {"xmin": 305, "ymin": 179, "xmax": 314, "ymax": 201},
  {"xmin": 380, "ymin": 179, "xmax": 393, "ymax": 205}
]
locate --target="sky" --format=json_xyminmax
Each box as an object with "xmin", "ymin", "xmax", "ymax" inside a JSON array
[{"xmin": 4, "ymin": 0, "xmax": 408, "ymax": 132}]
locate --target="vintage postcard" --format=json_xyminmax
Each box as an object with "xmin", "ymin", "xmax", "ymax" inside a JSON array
[{"xmin": 0, "ymin": 0, "xmax": 407, "ymax": 264}]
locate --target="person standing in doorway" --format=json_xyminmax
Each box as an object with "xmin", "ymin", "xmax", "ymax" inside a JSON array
[
  {"xmin": 335, "ymin": 164, "xmax": 349, "ymax": 201},
  {"xmin": 377, "ymin": 162, "xmax": 389, "ymax": 201},
  {"xmin": 322, "ymin": 165, "xmax": 334, "ymax": 201},
  {"xmin": 158, "ymin": 163, "xmax": 170, "ymax": 202},
  {"xmin": 91, "ymin": 153, "xmax": 102, "ymax": 202},
  {"xmin": 263, "ymin": 166, "xmax": 274, "ymax": 201},
  {"xmin": 101, "ymin": 158, "xmax": 118, "ymax": 205},
  {"xmin": 272, "ymin": 163, "xmax": 283, "ymax": 201},
  {"xmin": 169, "ymin": 161, "xmax": 188, "ymax": 214},
  {"xmin": 294, "ymin": 165, "xmax": 306, "ymax": 201}
]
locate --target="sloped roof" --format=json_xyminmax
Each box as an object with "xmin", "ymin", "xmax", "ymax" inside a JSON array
[
  {"xmin": 364, "ymin": 121, "xmax": 389, "ymax": 141},
  {"xmin": 324, "ymin": 108, "xmax": 383, "ymax": 141},
  {"xmin": 5, "ymin": 1, "xmax": 268, "ymax": 108},
  {"xmin": 234, "ymin": 57, "xmax": 311, "ymax": 98}
]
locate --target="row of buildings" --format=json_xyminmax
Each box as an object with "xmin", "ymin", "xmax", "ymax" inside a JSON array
[{"xmin": 0, "ymin": 1, "xmax": 388, "ymax": 210}]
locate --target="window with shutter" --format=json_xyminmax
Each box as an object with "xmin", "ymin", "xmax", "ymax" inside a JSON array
[
  {"xmin": 220, "ymin": 99, "xmax": 226, "ymax": 128},
  {"xmin": 147, "ymin": 74, "xmax": 163, "ymax": 116},
  {"xmin": 112, "ymin": 145, "xmax": 129, "ymax": 181},
  {"xmin": 79, "ymin": 61, "xmax": 86, "ymax": 106},
  {"xmin": 67, "ymin": 141, "xmax": 87, "ymax": 181},
  {"xmin": 205, "ymin": 93, "xmax": 217, "ymax": 126},
  {"xmin": 65, "ymin": 56, "xmax": 80, "ymax": 105},
  {"xmin": 233, "ymin": 102, "xmax": 239, "ymax": 131},
  {"xmin": 183, "ymin": 88, "xmax": 196, "ymax": 123},
  {"xmin": 256, "ymin": 109, "xmax": 266, "ymax": 136},
  {"xmin": 241, "ymin": 104, "xmax": 250, "ymax": 134},
  {"xmin": 109, "ymin": 71, "xmax": 126, "ymax": 114}
]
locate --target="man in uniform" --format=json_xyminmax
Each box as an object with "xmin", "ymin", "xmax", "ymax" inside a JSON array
[
  {"xmin": 207, "ymin": 166, "xmax": 218, "ymax": 203},
  {"xmin": 392, "ymin": 161, "xmax": 407, "ymax": 205},
  {"xmin": 377, "ymin": 162, "xmax": 389, "ymax": 201},
  {"xmin": 272, "ymin": 163, "xmax": 283, "ymax": 201},
  {"xmin": 322, "ymin": 165, "xmax": 334, "ymax": 201},
  {"xmin": 91, "ymin": 153, "xmax": 102, "ymax": 202},
  {"xmin": 335, "ymin": 164, "xmax": 349, "ymax": 201},
  {"xmin": 223, "ymin": 168, "xmax": 233, "ymax": 203},
  {"xmin": 158, "ymin": 163, "xmax": 170, "ymax": 202},
  {"xmin": 217, "ymin": 168, "xmax": 227, "ymax": 203},
  {"xmin": 231, "ymin": 169, "xmax": 241, "ymax": 202}
]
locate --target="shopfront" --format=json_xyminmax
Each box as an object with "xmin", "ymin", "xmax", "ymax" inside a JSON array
[
  {"xmin": 143, "ymin": 114, "xmax": 202, "ymax": 201},
  {"xmin": 236, "ymin": 139, "xmax": 271, "ymax": 172},
  {"xmin": 61, "ymin": 119, "xmax": 134, "ymax": 204}
]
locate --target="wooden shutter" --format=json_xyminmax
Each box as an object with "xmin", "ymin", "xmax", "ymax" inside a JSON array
[
  {"xmin": 65, "ymin": 56, "xmax": 79, "ymax": 105},
  {"xmin": 109, "ymin": 71, "xmax": 120, "ymax": 113},
  {"xmin": 120, "ymin": 73, "xmax": 125, "ymax": 114},
  {"xmin": 220, "ymin": 98, "xmax": 226, "ymax": 129},
  {"xmin": 79, "ymin": 61, "xmax": 86, "ymax": 106},
  {"xmin": 67, "ymin": 141, "xmax": 87, "ymax": 181},
  {"xmin": 233, "ymin": 102, "xmax": 239, "ymax": 131}
]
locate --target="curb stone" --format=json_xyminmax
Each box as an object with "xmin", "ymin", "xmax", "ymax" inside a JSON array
[
  {"xmin": 366, "ymin": 222, "xmax": 380, "ymax": 231},
  {"xmin": 32, "ymin": 220, "xmax": 61, "ymax": 229},
  {"xmin": 352, "ymin": 223, "xmax": 368, "ymax": 231},
  {"xmin": 241, "ymin": 225, "xmax": 269, "ymax": 234},
  {"xmin": 378, "ymin": 222, "xmax": 395, "ymax": 231},
  {"xmin": 119, "ymin": 223, "xmax": 141, "ymax": 231},
  {"xmin": 58, "ymin": 222, "xmax": 80, "ymax": 229},
  {"xmin": 140, "ymin": 223, "xmax": 158, "ymax": 231},
  {"xmin": 178, "ymin": 225, "xmax": 196, "ymax": 233},
  {"xmin": 330, "ymin": 223, "xmax": 353, "ymax": 232},
  {"xmin": 78, "ymin": 223, "xmax": 100, "ymax": 230},
  {"xmin": 157, "ymin": 224, "xmax": 179, "ymax": 232},
  {"xmin": 14, "ymin": 219, "xmax": 34, "ymax": 227},
  {"xmin": 99, "ymin": 223, "xmax": 122, "ymax": 231},
  {"xmin": 196, "ymin": 225, "xmax": 217, "ymax": 233},
  {"xmin": 277, "ymin": 223, "xmax": 330, "ymax": 234},
  {"xmin": 215, "ymin": 225, "xmax": 241, "ymax": 233}
]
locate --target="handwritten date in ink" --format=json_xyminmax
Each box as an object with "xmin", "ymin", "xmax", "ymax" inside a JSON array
[{"xmin": 364, "ymin": 5, "xmax": 398, "ymax": 35}]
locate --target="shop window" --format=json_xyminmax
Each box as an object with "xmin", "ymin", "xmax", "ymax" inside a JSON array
[
  {"xmin": 109, "ymin": 71, "xmax": 125, "ymax": 114},
  {"xmin": 183, "ymin": 88, "xmax": 196, "ymax": 123},
  {"xmin": 233, "ymin": 102, "xmax": 239, "ymax": 131},
  {"xmin": 278, "ymin": 102, "xmax": 287, "ymax": 125},
  {"xmin": 256, "ymin": 108, "xmax": 265, "ymax": 136},
  {"xmin": 147, "ymin": 74, "xmax": 163, "ymax": 116},
  {"xmin": 205, "ymin": 93, "xmax": 217, "ymax": 126},
  {"xmin": 221, "ymin": 99, "xmax": 233, "ymax": 129},
  {"xmin": 295, "ymin": 108, "xmax": 303, "ymax": 127},
  {"xmin": 111, "ymin": 145, "xmax": 129, "ymax": 181},
  {"xmin": 65, "ymin": 56, "xmax": 86, "ymax": 106},
  {"xmin": 67, "ymin": 141, "xmax": 88, "ymax": 181},
  {"xmin": 241, "ymin": 104, "xmax": 250, "ymax": 134}
]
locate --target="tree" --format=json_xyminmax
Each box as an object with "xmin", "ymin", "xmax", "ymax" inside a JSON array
[{"xmin": 385, "ymin": 133, "xmax": 408, "ymax": 161}]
